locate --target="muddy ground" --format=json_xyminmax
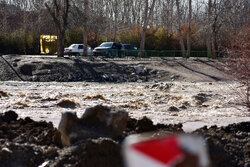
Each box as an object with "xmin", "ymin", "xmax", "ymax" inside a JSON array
[{"xmin": 0, "ymin": 111, "xmax": 249, "ymax": 167}]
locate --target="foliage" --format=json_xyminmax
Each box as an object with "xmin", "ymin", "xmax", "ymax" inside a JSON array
[
  {"xmin": 119, "ymin": 27, "xmax": 181, "ymax": 50},
  {"xmin": 0, "ymin": 30, "xmax": 40, "ymax": 55},
  {"xmin": 225, "ymin": 26, "xmax": 250, "ymax": 111}
]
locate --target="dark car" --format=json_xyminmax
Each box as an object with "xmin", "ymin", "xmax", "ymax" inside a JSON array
[
  {"xmin": 93, "ymin": 42, "xmax": 123, "ymax": 57},
  {"xmin": 122, "ymin": 44, "xmax": 138, "ymax": 56}
]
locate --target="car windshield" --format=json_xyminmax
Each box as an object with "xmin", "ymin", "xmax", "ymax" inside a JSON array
[{"xmin": 99, "ymin": 43, "xmax": 113, "ymax": 47}]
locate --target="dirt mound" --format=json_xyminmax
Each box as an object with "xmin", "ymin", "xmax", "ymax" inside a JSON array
[
  {"xmin": 49, "ymin": 138, "xmax": 122, "ymax": 167},
  {"xmin": 0, "ymin": 55, "xmax": 231, "ymax": 82},
  {"xmin": 0, "ymin": 110, "xmax": 249, "ymax": 167},
  {"xmin": 0, "ymin": 111, "xmax": 61, "ymax": 147},
  {"xmin": 194, "ymin": 122, "xmax": 250, "ymax": 167}
]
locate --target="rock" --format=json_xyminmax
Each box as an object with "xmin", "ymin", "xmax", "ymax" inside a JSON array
[
  {"xmin": 130, "ymin": 73, "xmax": 138, "ymax": 82},
  {"xmin": 102, "ymin": 74, "xmax": 110, "ymax": 81},
  {"xmin": 150, "ymin": 70, "xmax": 158, "ymax": 75},
  {"xmin": 0, "ymin": 110, "xmax": 18, "ymax": 123},
  {"xmin": 32, "ymin": 75, "xmax": 38, "ymax": 82},
  {"xmin": 171, "ymin": 74, "xmax": 179, "ymax": 81},
  {"xmin": 49, "ymin": 76, "xmax": 55, "ymax": 81},
  {"xmin": 58, "ymin": 105, "xmax": 128, "ymax": 146},
  {"xmin": 141, "ymin": 76, "xmax": 147, "ymax": 82},
  {"xmin": 179, "ymin": 105, "xmax": 187, "ymax": 110},
  {"xmin": 151, "ymin": 83, "xmax": 160, "ymax": 89},
  {"xmin": 168, "ymin": 106, "xmax": 179, "ymax": 112},
  {"xmin": 137, "ymin": 79, "xmax": 143, "ymax": 83},
  {"xmin": 135, "ymin": 116, "xmax": 156, "ymax": 133},
  {"xmin": 111, "ymin": 74, "xmax": 119, "ymax": 82},
  {"xmin": 81, "ymin": 105, "xmax": 128, "ymax": 136},
  {"xmin": 0, "ymin": 90, "xmax": 8, "ymax": 97},
  {"xmin": 163, "ymin": 83, "xmax": 171, "ymax": 90},
  {"xmin": 193, "ymin": 93, "xmax": 211, "ymax": 105},
  {"xmin": 0, "ymin": 147, "xmax": 13, "ymax": 157},
  {"xmin": 12, "ymin": 62, "xmax": 17, "ymax": 67},
  {"xmin": 57, "ymin": 99, "xmax": 78, "ymax": 109},
  {"xmin": 58, "ymin": 112, "xmax": 79, "ymax": 146},
  {"xmin": 134, "ymin": 66, "xmax": 146, "ymax": 75},
  {"xmin": 44, "ymin": 147, "xmax": 58, "ymax": 158},
  {"xmin": 68, "ymin": 74, "xmax": 73, "ymax": 81},
  {"xmin": 19, "ymin": 64, "xmax": 34, "ymax": 76},
  {"xmin": 134, "ymin": 66, "xmax": 143, "ymax": 74}
]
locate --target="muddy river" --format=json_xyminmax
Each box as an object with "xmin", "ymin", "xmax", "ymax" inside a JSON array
[{"xmin": 0, "ymin": 81, "xmax": 249, "ymax": 132}]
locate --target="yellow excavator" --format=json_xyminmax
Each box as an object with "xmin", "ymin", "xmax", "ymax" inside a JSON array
[{"xmin": 40, "ymin": 35, "xmax": 57, "ymax": 54}]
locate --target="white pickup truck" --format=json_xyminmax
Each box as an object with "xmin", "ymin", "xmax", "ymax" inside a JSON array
[{"xmin": 64, "ymin": 44, "xmax": 93, "ymax": 56}]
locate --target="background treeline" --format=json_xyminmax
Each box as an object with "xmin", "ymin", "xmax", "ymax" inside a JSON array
[{"xmin": 0, "ymin": 0, "xmax": 249, "ymax": 55}]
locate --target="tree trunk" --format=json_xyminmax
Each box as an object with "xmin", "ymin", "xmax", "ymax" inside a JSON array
[
  {"xmin": 83, "ymin": 27, "xmax": 88, "ymax": 56},
  {"xmin": 176, "ymin": 0, "xmax": 186, "ymax": 57},
  {"xmin": 139, "ymin": 0, "xmax": 156, "ymax": 52},
  {"xmin": 206, "ymin": 0, "xmax": 212, "ymax": 58},
  {"xmin": 113, "ymin": 16, "xmax": 117, "ymax": 41},
  {"xmin": 45, "ymin": 0, "xmax": 69, "ymax": 57},
  {"xmin": 57, "ymin": 28, "xmax": 65, "ymax": 57},
  {"xmin": 83, "ymin": 0, "xmax": 89, "ymax": 57},
  {"xmin": 212, "ymin": 32, "xmax": 217, "ymax": 59},
  {"xmin": 186, "ymin": 0, "xmax": 192, "ymax": 58}
]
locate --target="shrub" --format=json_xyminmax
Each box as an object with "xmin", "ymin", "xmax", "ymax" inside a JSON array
[{"xmin": 225, "ymin": 26, "xmax": 250, "ymax": 111}]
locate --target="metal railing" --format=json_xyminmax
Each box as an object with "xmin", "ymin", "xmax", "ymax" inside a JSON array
[{"xmin": 93, "ymin": 49, "xmax": 222, "ymax": 58}]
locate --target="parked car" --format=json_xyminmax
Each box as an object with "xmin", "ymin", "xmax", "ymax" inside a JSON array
[
  {"xmin": 64, "ymin": 44, "xmax": 93, "ymax": 56},
  {"xmin": 122, "ymin": 44, "xmax": 138, "ymax": 56},
  {"xmin": 93, "ymin": 42, "xmax": 123, "ymax": 57}
]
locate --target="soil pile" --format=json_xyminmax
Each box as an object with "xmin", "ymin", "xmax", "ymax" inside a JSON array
[
  {"xmin": 194, "ymin": 122, "xmax": 250, "ymax": 167},
  {"xmin": 0, "ymin": 55, "xmax": 230, "ymax": 82},
  {"xmin": 0, "ymin": 110, "xmax": 249, "ymax": 167}
]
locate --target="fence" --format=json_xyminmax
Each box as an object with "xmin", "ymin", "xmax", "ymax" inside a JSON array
[{"xmin": 93, "ymin": 49, "xmax": 223, "ymax": 59}]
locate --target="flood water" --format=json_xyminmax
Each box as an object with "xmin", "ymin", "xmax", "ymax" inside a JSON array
[{"xmin": 0, "ymin": 81, "xmax": 249, "ymax": 132}]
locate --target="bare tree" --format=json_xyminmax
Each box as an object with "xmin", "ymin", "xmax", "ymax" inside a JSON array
[
  {"xmin": 83, "ymin": 0, "xmax": 88, "ymax": 56},
  {"xmin": 0, "ymin": 1, "xmax": 8, "ymax": 33},
  {"xmin": 45, "ymin": 0, "xmax": 70, "ymax": 57},
  {"xmin": 206, "ymin": 0, "xmax": 212, "ymax": 58},
  {"xmin": 225, "ymin": 26, "xmax": 250, "ymax": 111},
  {"xmin": 186, "ymin": 0, "xmax": 192, "ymax": 58},
  {"xmin": 175, "ymin": 0, "xmax": 186, "ymax": 57},
  {"xmin": 139, "ymin": 0, "xmax": 156, "ymax": 52}
]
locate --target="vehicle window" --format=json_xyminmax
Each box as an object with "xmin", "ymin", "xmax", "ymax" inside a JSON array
[
  {"xmin": 69, "ymin": 44, "xmax": 76, "ymax": 48},
  {"xmin": 100, "ymin": 43, "xmax": 113, "ymax": 47},
  {"xmin": 78, "ymin": 45, "xmax": 83, "ymax": 49}
]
